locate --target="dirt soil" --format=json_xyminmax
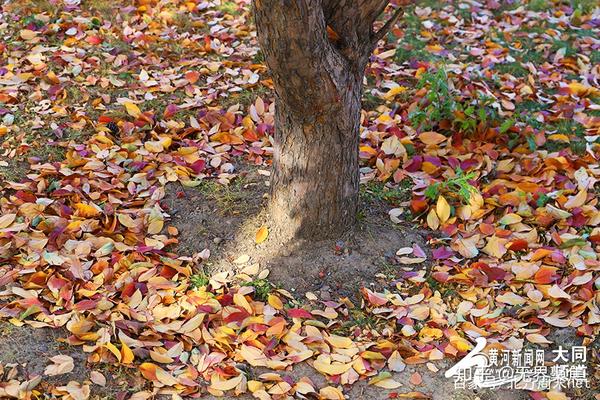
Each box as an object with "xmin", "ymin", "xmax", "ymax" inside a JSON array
[
  {"xmin": 162, "ymin": 163, "xmax": 432, "ymax": 302},
  {"xmin": 0, "ymin": 322, "xmax": 149, "ymax": 399}
]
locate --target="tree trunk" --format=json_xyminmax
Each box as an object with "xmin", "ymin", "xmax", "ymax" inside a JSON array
[
  {"xmin": 254, "ymin": 0, "xmax": 403, "ymax": 240},
  {"xmin": 270, "ymin": 74, "xmax": 362, "ymax": 239}
]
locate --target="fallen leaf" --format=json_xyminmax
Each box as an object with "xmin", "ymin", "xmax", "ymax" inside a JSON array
[{"xmin": 255, "ymin": 226, "xmax": 268, "ymax": 244}]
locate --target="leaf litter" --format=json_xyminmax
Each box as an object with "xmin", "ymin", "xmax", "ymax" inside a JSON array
[{"xmin": 0, "ymin": 0, "xmax": 599, "ymax": 399}]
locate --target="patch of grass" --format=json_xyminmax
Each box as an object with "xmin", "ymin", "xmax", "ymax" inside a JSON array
[
  {"xmin": 393, "ymin": 8, "xmax": 440, "ymax": 64},
  {"xmin": 494, "ymin": 61, "xmax": 530, "ymax": 78},
  {"xmin": 0, "ymin": 322, "xmax": 15, "ymax": 336},
  {"xmin": 220, "ymin": 85, "xmax": 271, "ymax": 109},
  {"xmin": 172, "ymin": 12, "xmax": 196, "ymax": 33},
  {"xmin": 550, "ymin": 39, "xmax": 578, "ymax": 58},
  {"xmin": 554, "ymin": 119, "xmax": 586, "ymax": 137},
  {"xmin": 569, "ymin": 0, "xmax": 598, "ymax": 14},
  {"xmin": 519, "ymin": 48, "xmax": 547, "ymax": 65},
  {"xmin": 528, "ymin": 0, "xmax": 548, "ymax": 11},
  {"xmin": 241, "ymin": 279, "xmax": 272, "ymax": 301},
  {"xmin": 379, "ymin": 261, "xmax": 398, "ymax": 280},
  {"xmin": 0, "ymin": 159, "xmax": 28, "ymax": 183},
  {"xmin": 356, "ymin": 208, "xmax": 366, "ymax": 223},
  {"xmin": 5, "ymin": 0, "xmax": 56, "ymax": 15},
  {"xmin": 361, "ymin": 179, "xmax": 413, "ymax": 206},
  {"xmin": 252, "ymin": 49, "xmax": 265, "ymax": 64},
  {"xmin": 410, "ymin": 67, "xmax": 504, "ymax": 134},
  {"xmin": 331, "ymin": 308, "xmax": 381, "ymax": 336},
  {"xmin": 196, "ymin": 178, "xmax": 249, "ymax": 215},
  {"xmin": 216, "ymin": 1, "xmax": 241, "ymax": 15}
]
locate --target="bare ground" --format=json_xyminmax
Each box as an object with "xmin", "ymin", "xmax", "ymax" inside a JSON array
[
  {"xmin": 0, "ymin": 322, "xmax": 150, "ymax": 399},
  {"xmin": 161, "ymin": 164, "xmax": 432, "ymax": 301}
]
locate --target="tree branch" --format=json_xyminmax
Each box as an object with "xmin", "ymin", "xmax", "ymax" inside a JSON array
[{"xmin": 371, "ymin": 5, "xmax": 403, "ymax": 45}]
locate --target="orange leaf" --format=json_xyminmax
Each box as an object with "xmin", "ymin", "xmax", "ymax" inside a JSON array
[
  {"xmin": 255, "ymin": 226, "xmax": 268, "ymax": 244},
  {"xmin": 121, "ymin": 341, "xmax": 134, "ymax": 364},
  {"xmin": 409, "ymin": 372, "xmax": 423, "ymax": 385},
  {"xmin": 418, "ymin": 131, "xmax": 447, "ymax": 145}
]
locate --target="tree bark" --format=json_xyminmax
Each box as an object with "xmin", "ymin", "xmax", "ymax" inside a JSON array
[
  {"xmin": 269, "ymin": 74, "xmax": 363, "ymax": 239},
  {"xmin": 254, "ymin": 0, "xmax": 400, "ymax": 240}
]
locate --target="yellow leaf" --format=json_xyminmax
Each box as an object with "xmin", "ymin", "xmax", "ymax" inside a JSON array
[
  {"xmin": 210, "ymin": 374, "xmax": 243, "ymax": 391},
  {"xmin": 294, "ymin": 380, "xmax": 315, "ymax": 395},
  {"xmin": 450, "ymin": 336, "xmax": 472, "ymax": 352},
  {"xmin": 239, "ymin": 344, "xmax": 268, "ymax": 367},
  {"xmin": 144, "ymin": 141, "xmax": 164, "ymax": 153},
  {"xmin": 180, "ymin": 313, "xmax": 205, "ymax": 333},
  {"xmin": 20, "ymin": 30, "xmax": 38, "ymax": 40},
  {"xmin": 117, "ymin": 213, "xmax": 137, "ymax": 228},
  {"xmin": 469, "ymin": 190, "xmax": 484, "ymax": 210},
  {"xmin": 383, "ymin": 85, "xmax": 407, "ymax": 100},
  {"xmin": 548, "ymin": 134, "xmax": 570, "ymax": 143},
  {"xmin": 498, "ymin": 213, "xmax": 522, "ymax": 225},
  {"xmin": 147, "ymin": 219, "xmax": 163, "ymax": 235},
  {"xmin": 526, "ymin": 333, "xmax": 552, "ymax": 344},
  {"xmin": 419, "ymin": 326, "xmax": 443, "ymax": 340},
  {"xmin": 324, "ymin": 334, "xmax": 354, "ymax": 349},
  {"xmin": 155, "ymin": 367, "xmax": 179, "ymax": 386},
  {"xmin": 267, "ymin": 294, "xmax": 283, "ymax": 310},
  {"xmin": 313, "ymin": 355, "xmax": 352, "ymax": 375},
  {"xmin": 568, "ymin": 82, "xmax": 599, "ymax": 97},
  {"xmin": 149, "ymin": 350, "xmax": 174, "ymax": 363},
  {"xmin": 436, "ymin": 195, "xmax": 451, "ymax": 223},
  {"xmin": 158, "ymin": 135, "xmax": 172, "ymax": 149},
  {"xmin": 104, "ymin": 343, "xmax": 122, "ymax": 362},
  {"xmin": 74, "ymin": 203, "xmax": 101, "ymax": 218},
  {"xmin": 426, "ymin": 209, "xmax": 439, "ymax": 230},
  {"xmin": 564, "ymin": 189, "xmax": 587, "ymax": 209},
  {"xmin": 0, "ymin": 213, "xmax": 16, "ymax": 229},
  {"xmin": 482, "ymin": 235, "xmax": 508, "ymax": 258},
  {"xmin": 371, "ymin": 378, "xmax": 402, "ymax": 389},
  {"xmin": 360, "ymin": 351, "xmax": 385, "ymax": 360},
  {"xmin": 121, "ymin": 341, "xmax": 134, "ymax": 364},
  {"xmin": 319, "ymin": 386, "xmax": 344, "ymax": 400},
  {"xmin": 233, "ymin": 293, "xmax": 253, "ymax": 314},
  {"xmin": 375, "ymin": 114, "xmax": 393, "ymax": 124},
  {"xmin": 255, "ymin": 226, "xmax": 268, "ymax": 244},
  {"xmin": 247, "ymin": 380, "xmax": 264, "ymax": 393},
  {"xmin": 546, "ymin": 391, "xmax": 568, "ymax": 400},
  {"xmin": 123, "ymin": 101, "xmax": 141, "ymax": 118},
  {"xmin": 496, "ymin": 292, "xmax": 526, "ymax": 306}
]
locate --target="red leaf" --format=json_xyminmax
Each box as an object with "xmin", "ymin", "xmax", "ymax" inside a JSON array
[
  {"xmin": 287, "ymin": 308, "xmax": 313, "ymax": 319},
  {"xmin": 507, "ymin": 239, "xmax": 528, "ymax": 251}
]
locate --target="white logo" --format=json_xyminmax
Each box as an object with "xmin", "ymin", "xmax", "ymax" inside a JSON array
[{"xmin": 445, "ymin": 337, "xmax": 589, "ymax": 390}]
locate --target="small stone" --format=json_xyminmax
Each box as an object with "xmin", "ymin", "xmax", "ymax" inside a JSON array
[{"xmin": 213, "ymin": 237, "xmax": 222, "ymax": 245}]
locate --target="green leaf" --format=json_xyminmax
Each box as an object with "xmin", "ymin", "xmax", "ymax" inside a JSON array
[{"xmin": 499, "ymin": 118, "xmax": 515, "ymax": 133}]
